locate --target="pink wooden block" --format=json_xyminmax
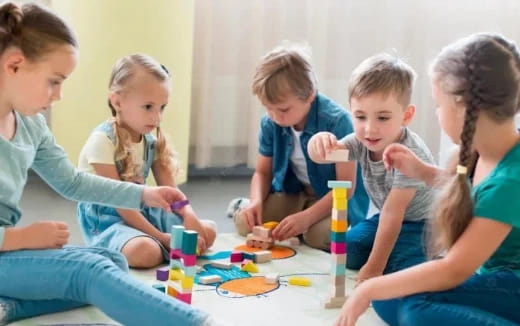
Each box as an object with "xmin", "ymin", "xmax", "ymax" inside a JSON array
[
  {"xmin": 183, "ymin": 254, "xmax": 197, "ymax": 267},
  {"xmin": 176, "ymin": 292, "xmax": 192, "ymax": 304},
  {"xmin": 331, "ymin": 242, "xmax": 346, "ymax": 254},
  {"xmin": 230, "ymin": 251, "xmax": 244, "ymax": 263},
  {"xmin": 170, "ymin": 249, "xmax": 182, "ymax": 260}
]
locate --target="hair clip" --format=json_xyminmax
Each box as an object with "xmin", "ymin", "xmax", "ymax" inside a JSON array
[
  {"xmin": 160, "ymin": 64, "xmax": 170, "ymax": 75},
  {"xmin": 456, "ymin": 165, "xmax": 467, "ymax": 175}
]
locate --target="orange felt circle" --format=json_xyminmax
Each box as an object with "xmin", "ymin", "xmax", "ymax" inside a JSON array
[
  {"xmin": 234, "ymin": 244, "xmax": 296, "ymax": 259},
  {"xmin": 217, "ymin": 276, "xmax": 278, "ymax": 296}
]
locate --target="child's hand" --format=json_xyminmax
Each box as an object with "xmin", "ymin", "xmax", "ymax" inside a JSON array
[
  {"xmin": 242, "ymin": 201, "xmax": 263, "ymax": 231},
  {"xmin": 334, "ymin": 285, "xmax": 371, "ymax": 326},
  {"xmin": 382, "ymin": 143, "xmax": 423, "ymax": 179},
  {"xmin": 21, "ymin": 221, "xmax": 70, "ymax": 249},
  {"xmin": 307, "ymin": 132, "xmax": 344, "ymax": 162},
  {"xmin": 356, "ymin": 263, "xmax": 383, "ymax": 286},
  {"xmin": 271, "ymin": 213, "xmax": 309, "ymax": 241},
  {"xmin": 197, "ymin": 237, "xmax": 208, "ymax": 254},
  {"xmin": 142, "ymin": 186, "xmax": 185, "ymax": 212}
]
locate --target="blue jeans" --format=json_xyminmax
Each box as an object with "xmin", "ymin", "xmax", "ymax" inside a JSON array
[
  {"xmin": 346, "ymin": 214, "xmax": 427, "ymax": 273},
  {"xmin": 373, "ymin": 271, "xmax": 520, "ymax": 326},
  {"xmin": 0, "ymin": 246, "xmax": 207, "ymax": 326}
]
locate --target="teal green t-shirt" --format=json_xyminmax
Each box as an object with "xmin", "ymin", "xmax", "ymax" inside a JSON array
[{"xmin": 474, "ymin": 142, "xmax": 520, "ymax": 276}]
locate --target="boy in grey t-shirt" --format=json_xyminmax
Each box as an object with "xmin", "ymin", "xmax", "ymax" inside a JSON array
[{"xmin": 308, "ymin": 53, "xmax": 435, "ymax": 284}]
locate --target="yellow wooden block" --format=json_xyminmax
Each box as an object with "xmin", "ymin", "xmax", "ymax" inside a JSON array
[
  {"xmin": 181, "ymin": 276, "xmax": 194, "ymax": 289},
  {"xmin": 263, "ymin": 221, "xmax": 279, "ymax": 230},
  {"xmin": 241, "ymin": 261, "xmax": 259, "ymax": 273},
  {"xmin": 169, "ymin": 269, "xmax": 184, "ymax": 281},
  {"xmin": 333, "ymin": 198, "xmax": 347, "ymax": 210},
  {"xmin": 331, "ymin": 219, "xmax": 347, "ymax": 232},
  {"xmin": 332, "ymin": 188, "xmax": 347, "ymax": 198},
  {"xmin": 288, "ymin": 276, "xmax": 311, "ymax": 287}
]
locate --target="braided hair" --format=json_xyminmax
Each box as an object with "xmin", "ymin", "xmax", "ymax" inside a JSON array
[{"xmin": 429, "ymin": 34, "xmax": 520, "ymax": 255}]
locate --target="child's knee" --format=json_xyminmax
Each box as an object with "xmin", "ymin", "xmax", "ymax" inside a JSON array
[{"xmin": 121, "ymin": 237, "xmax": 163, "ymax": 268}]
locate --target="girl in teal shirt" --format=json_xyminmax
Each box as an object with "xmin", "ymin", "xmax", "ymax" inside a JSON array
[{"xmin": 336, "ymin": 33, "xmax": 520, "ymax": 326}]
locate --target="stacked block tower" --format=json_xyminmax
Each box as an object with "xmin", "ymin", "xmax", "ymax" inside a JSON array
[
  {"xmin": 324, "ymin": 180, "xmax": 351, "ymax": 309},
  {"xmin": 166, "ymin": 225, "xmax": 198, "ymax": 304}
]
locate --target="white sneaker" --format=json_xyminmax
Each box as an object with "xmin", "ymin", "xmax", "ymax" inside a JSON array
[{"xmin": 225, "ymin": 197, "xmax": 249, "ymax": 219}]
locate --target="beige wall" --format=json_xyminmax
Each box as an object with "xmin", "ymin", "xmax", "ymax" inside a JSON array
[{"xmin": 50, "ymin": 0, "xmax": 194, "ymax": 183}]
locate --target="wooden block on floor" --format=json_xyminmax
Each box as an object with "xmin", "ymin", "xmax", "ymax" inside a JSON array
[
  {"xmin": 211, "ymin": 261, "xmax": 234, "ymax": 269},
  {"xmin": 254, "ymin": 250, "xmax": 272, "ymax": 263},
  {"xmin": 199, "ymin": 275, "xmax": 222, "ymax": 284},
  {"xmin": 323, "ymin": 296, "xmax": 348, "ymax": 309},
  {"xmin": 265, "ymin": 272, "xmax": 279, "ymax": 284}
]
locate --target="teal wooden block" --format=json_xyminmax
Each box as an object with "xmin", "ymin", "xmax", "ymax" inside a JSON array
[
  {"xmin": 171, "ymin": 225, "xmax": 185, "ymax": 250},
  {"xmin": 327, "ymin": 180, "xmax": 352, "ymax": 189},
  {"xmin": 333, "ymin": 263, "xmax": 346, "ymax": 276},
  {"xmin": 182, "ymin": 230, "xmax": 198, "ymax": 255},
  {"xmin": 330, "ymin": 231, "xmax": 346, "ymax": 242}
]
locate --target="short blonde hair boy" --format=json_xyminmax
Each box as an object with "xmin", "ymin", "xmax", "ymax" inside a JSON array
[
  {"xmin": 348, "ymin": 53, "xmax": 416, "ymax": 106},
  {"xmin": 252, "ymin": 44, "xmax": 317, "ymax": 104}
]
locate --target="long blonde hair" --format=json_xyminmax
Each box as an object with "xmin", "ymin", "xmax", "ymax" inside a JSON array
[
  {"xmin": 429, "ymin": 34, "xmax": 520, "ymax": 256},
  {"xmin": 107, "ymin": 54, "xmax": 178, "ymax": 182}
]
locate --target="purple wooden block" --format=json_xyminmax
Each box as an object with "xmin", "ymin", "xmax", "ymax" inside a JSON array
[
  {"xmin": 171, "ymin": 200, "xmax": 190, "ymax": 210},
  {"xmin": 156, "ymin": 267, "xmax": 169, "ymax": 281}
]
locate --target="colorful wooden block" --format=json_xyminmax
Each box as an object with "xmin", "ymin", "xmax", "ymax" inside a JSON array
[
  {"xmin": 333, "ymin": 263, "xmax": 346, "ymax": 276},
  {"xmin": 253, "ymin": 250, "xmax": 272, "ymax": 263},
  {"xmin": 183, "ymin": 254, "xmax": 197, "ymax": 267},
  {"xmin": 185, "ymin": 266, "xmax": 197, "ymax": 277},
  {"xmin": 332, "ymin": 209, "xmax": 347, "ymax": 221},
  {"xmin": 241, "ymin": 261, "xmax": 259, "ymax": 273},
  {"xmin": 333, "ymin": 198, "xmax": 347, "ymax": 210},
  {"xmin": 265, "ymin": 272, "xmax": 279, "ymax": 284},
  {"xmin": 230, "ymin": 251, "xmax": 244, "ymax": 263},
  {"xmin": 331, "ymin": 242, "xmax": 347, "ymax": 254},
  {"xmin": 253, "ymin": 226, "xmax": 272, "ymax": 238},
  {"xmin": 156, "ymin": 267, "xmax": 169, "ymax": 281},
  {"xmin": 199, "ymin": 275, "xmax": 222, "ymax": 284},
  {"xmin": 330, "ymin": 231, "xmax": 346, "ymax": 242},
  {"xmin": 181, "ymin": 276, "xmax": 195, "ymax": 290},
  {"xmin": 288, "ymin": 276, "xmax": 311, "ymax": 287},
  {"xmin": 327, "ymin": 180, "xmax": 352, "ymax": 189},
  {"xmin": 176, "ymin": 292, "xmax": 192, "ymax": 304},
  {"xmin": 169, "ymin": 268, "xmax": 184, "ymax": 281},
  {"xmin": 332, "ymin": 187, "xmax": 347, "ymax": 198},
  {"xmin": 152, "ymin": 283, "xmax": 166, "ymax": 293},
  {"xmin": 211, "ymin": 261, "xmax": 234, "ymax": 269},
  {"xmin": 181, "ymin": 230, "xmax": 198, "ymax": 255},
  {"xmin": 331, "ymin": 219, "xmax": 347, "ymax": 232},
  {"xmin": 262, "ymin": 221, "xmax": 279, "ymax": 230},
  {"xmin": 170, "ymin": 225, "xmax": 185, "ymax": 249},
  {"xmin": 325, "ymin": 149, "xmax": 350, "ymax": 162},
  {"xmin": 333, "ymin": 253, "xmax": 347, "ymax": 265},
  {"xmin": 324, "ymin": 296, "xmax": 347, "ymax": 309}
]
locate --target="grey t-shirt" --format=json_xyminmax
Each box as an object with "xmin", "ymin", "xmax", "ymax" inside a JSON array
[{"xmin": 340, "ymin": 128, "xmax": 435, "ymax": 222}]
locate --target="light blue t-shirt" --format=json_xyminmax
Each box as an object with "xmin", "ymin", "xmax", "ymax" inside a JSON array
[{"xmin": 0, "ymin": 113, "xmax": 145, "ymax": 248}]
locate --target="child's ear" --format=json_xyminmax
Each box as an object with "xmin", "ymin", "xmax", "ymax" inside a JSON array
[
  {"xmin": 305, "ymin": 90, "xmax": 317, "ymax": 104},
  {"xmin": 3, "ymin": 50, "xmax": 25, "ymax": 75},
  {"xmin": 402, "ymin": 104, "xmax": 416, "ymax": 126},
  {"xmin": 109, "ymin": 92, "xmax": 122, "ymax": 111}
]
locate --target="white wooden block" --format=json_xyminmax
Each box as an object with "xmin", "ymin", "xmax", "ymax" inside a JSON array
[
  {"xmin": 210, "ymin": 261, "xmax": 233, "ymax": 269},
  {"xmin": 199, "ymin": 275, "xmax": 222, "ymax": 284},
  {"xmin": 326, "ymin": 149, "xmax": 350, "ymax": 162},
  {"xmin": 254, "ymin": 250, "xmax": 272, "ymax": 263},
  {"xmin": 265, "ymin": 272, "xmax": 279, "ymax": 284}
]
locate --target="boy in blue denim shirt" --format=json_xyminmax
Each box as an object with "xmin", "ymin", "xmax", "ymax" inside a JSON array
[{"xmin": 230, "ymin": 44, "xmax": 369, "ymax": 250}]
